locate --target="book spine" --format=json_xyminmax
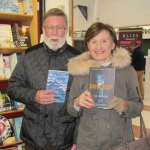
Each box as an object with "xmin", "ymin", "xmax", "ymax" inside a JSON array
[
  {"xmin": 11, "ymin": 24, "xmax": 20, "ymax": 47},
  {"xmin": 0, "ymin": 135, "xmax": 3, "ymax": 146},
  {"xmin": 10, "ymin": 99, "xmax": 18, "ymax": 110},
  {"xmin": 21, "ymin": 0, "xmax": 33, "ymax": 14}
]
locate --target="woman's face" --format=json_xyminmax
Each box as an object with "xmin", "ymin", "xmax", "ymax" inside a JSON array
[{"xmin": 87, "ymin": 30, "xmax": 115, "ymax": 64}]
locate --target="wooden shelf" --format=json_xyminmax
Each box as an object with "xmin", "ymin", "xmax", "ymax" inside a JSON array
[
  {"xmin": 0, "ymin": 109, "xmax": 23, "ymax": 119},
  {"xmin": 0, "ymin": 140, "xmax": 23, "ymax": 148},
  {"xmin": 0, "ymin": 78, "xmax": 9, "ymax": 82},
  {"xmin": 0, "ymin": 109, "xmax": 23, "ymax": 115},
  {"xmin": 0, "ymin": 12, "xmax": 33, "ymax": 22},
  {"xmin": 74, "ymin": 37, "xmax": 84, "ymax": 41},
  {"xmin": 0, "ymin": 47, "xmax": 27, "ymax": 54}
]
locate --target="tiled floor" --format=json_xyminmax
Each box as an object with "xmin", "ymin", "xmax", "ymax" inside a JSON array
[{"xmin": 132, "ymin": 98, "xmax": 150, "ymax": 138}]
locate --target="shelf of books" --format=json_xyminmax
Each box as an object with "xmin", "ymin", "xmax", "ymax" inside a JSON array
[
  {"xmin": 1, "ymin": 141, "xmax": 24, "ymax": 149},
  {"xmin": 0, "ymin": 12, "xmax": 33, "ymax": 21},
  {"xmin": 0, "ymin": 47, "xmax": 27, "ymax": 54},
  {"xmin": 0, "ymin": 0, "xmax": 38, "ymax": 149},
  {"xmin": 0, "ymin": 78, "xmax": 9, "ymax": 82}
]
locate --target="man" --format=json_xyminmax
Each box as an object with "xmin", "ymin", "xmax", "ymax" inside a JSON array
[
  {"xmin": 129, "ymin": 40, "xmax": 145, "ymax": 100},
  {"xmin": 7, "ymin": 8, "xmax": 81, "ymax": 150}
]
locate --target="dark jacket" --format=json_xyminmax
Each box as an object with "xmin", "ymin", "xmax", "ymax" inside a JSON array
[
  {"xmin": 131, "ymin": 46, "xmax": 145, "ymax": 71},
  {"xmin": 7, "ymin": 42, "xmax": 81, "ymax": 150}
]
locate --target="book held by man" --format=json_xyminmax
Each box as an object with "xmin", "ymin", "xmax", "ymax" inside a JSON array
[
  {"xmin": 89, "ymin": 67, "xmax": 116, "ymax": 109},
  {"xmin": 46, "ymin": 70, "xmax": 69, "ymax": 103}
]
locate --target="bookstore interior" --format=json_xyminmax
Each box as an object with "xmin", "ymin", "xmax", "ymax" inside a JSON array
[{"xmin": 0, "ymin": 0, "xmax": 150, "ymax": 149}]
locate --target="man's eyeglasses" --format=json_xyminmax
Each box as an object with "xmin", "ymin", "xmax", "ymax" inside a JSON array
[{"xmin": 43, "ymin": 26, "xmax": 66, "ymax": 33}]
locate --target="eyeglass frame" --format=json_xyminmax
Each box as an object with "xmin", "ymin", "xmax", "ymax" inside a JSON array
[{"xmin": 43, "ymin": 25, "xmax": 67, "ymax": 33}]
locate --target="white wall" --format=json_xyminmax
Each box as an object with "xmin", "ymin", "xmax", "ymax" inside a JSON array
[
  {"xmin": 74, "ymin": 0, "xmax": 150, "ymax": 31},
  {"xmin": 45, "ymin": 0, "xmax": 150, "ymax": 39}
]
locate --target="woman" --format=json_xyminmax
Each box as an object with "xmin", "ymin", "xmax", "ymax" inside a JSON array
[{"xmin": 67, "ymin": 22, "xmax": 143, "ymax": 150}]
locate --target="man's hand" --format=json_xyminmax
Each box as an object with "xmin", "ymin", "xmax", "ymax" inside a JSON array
[
  {"xmin": 35, "ymin": 90, "xmax": 57, "ymax": 104},
  {"xmin": 74, "ymin": 90, "xmax": 95, "ymax": 109},
  {"xmin": 107, "ymin": 96, "xmax": 128, "ymax": 115}
]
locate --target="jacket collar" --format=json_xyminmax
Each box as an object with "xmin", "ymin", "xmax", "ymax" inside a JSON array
[
  {"xmin": 43, "ymin": 41, "xmax": 67, "ymax": 56},
  {"xmin": 67, "ymin": 47, "xmax": 131, "ymax": 76}
]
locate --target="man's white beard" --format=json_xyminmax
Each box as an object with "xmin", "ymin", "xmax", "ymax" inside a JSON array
[{"xmin": 43, "ymin": 32, "xmax": 66, "ymax": 51}]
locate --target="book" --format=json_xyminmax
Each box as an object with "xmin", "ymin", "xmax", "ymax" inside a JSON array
[
  {"xmin": 9, "ymin": 53, "xmax": 17, "ymax": 74},
  {"xmin": 18, "ymin": 26, "xmax": 31, "ymax": 47},
  {"xmin": 16, "ymin": 143, "xmax": 25, "ymax": 150},
  {"xmin": 46, "ymin": 70, "xmax": 69, "ymax": 103},
  {"xmin": 4, "ymin": 0, "xmax": 19, "ymax": 14},
  {"xmin": 13, "ymin": 117, "xmax": 23, "ymax": 141},
  {"xmin": 0, "ymin": 89, "xmax": 12, "ymax": 112},
  {"xmin": 0, "ymin": 134, "xmax": 2, "ymax": 146},
  {"xmin": 0, "ymin": 24, "xmax": 14, "ymax": 48},
  {"xmin": 2, "ymin": 146, "xmax": 18, "ymax": 150},
  {"xmin": 89, "ymin": 67, "xmax": 116, "ymax": 109},
  {"xmin": 0, "ymin": 115, "xmax": 12, "ymax": 143},
  {"xmin": 3, "ymin": 56, "xmax": 11, "ymax": 78},
  {"xmin": 0, "ymin": 54, "xmax": 4, "ymax": 79},
  {"xmin": 17, "ymin": 55, "xmax": 20, "ymax": 61},
  {"xmin": 13, "ymin": 100, "xmax": 25, "ymax": 110},
  {"xmin": 0, "ymin": 1, "xmax": 5, "ymax": 12},
  {"xmin": 21, "ymin": 0, "xmax": 33, "ymax": 14},
  {"xmin": 2, "ymin": 118, "xmax": 16, "ymax": 146},
  {"xmin": 11, "ymin": 23, "xmax": 21, "ymax": 47}
]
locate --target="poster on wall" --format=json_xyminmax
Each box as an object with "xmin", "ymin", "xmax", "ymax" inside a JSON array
[
  {"xmin": 77, "ymin": 5, "xmax": 88, "ymax": 20},
  {"xmin": 118, "ymin": 28, "xmax": 143, "ymax": 53}
]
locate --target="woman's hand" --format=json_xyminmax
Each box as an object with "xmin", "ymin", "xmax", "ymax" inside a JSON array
[{"xmin": 74, "ymin": 90, "xmax": 95, "ymax": 109}]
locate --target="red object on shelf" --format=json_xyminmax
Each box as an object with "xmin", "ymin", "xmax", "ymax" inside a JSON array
[
  {"xmin": 3, "ymin": 111, "xmax": 23, "ymax": 119},
  {"xmin": 0, "ymin": 81, "xmax": 8, "ymax": 89}
]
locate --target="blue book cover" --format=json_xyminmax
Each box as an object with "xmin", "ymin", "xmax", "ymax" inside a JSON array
[
  {"xmin": 89, "ymin": 67, "xmax": 115, "ymax": 109},
  {"xmin": 12, "ymin": 117, "xmax": 23, "ymax": 141},
  {"xmin": 46, "ymin": 70, "xmax": 69, "ymax": 103},
  {"xmin": 0, "ymin": 1, "xmax": 5, "ymax": 12},
  {"xmin": 2, "ymin": 0, "xmax": 19, "ymax": 14}
]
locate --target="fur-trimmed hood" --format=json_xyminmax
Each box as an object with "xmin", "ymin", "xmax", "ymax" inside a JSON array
[{"xmin": 67, "ymin": 47, "xmax": 131, "ymax": 76}]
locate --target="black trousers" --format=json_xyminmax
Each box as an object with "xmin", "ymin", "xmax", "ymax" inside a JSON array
[{"xmin": 25, "ymin": 140, "xmax": 72, "ymax": 150}]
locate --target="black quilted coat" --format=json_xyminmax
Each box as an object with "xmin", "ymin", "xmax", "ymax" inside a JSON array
[{"xmin": 7, "ymin": 42, "xmax": 81, "ymax": 150}]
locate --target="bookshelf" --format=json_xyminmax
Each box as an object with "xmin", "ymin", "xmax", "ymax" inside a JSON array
[
  {"xmin": 0, "ymin": 0, "xmax": 38, "ymax": 54},
  {"xmin": 0, "ymin": 0, "xmax": 38, "ymax": 148}
]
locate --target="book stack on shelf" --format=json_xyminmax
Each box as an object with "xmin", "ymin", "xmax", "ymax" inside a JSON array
[
  {"xmin": 0, "ymin": 88, "xmax": 12, "ymax": 112},
  {"xmin": 0, "ymin": 88, "xmax": 25, "ymax": 112},
  {"xmin": 0, "ymin": 88, "xmax": 25, "ymax": 113}
]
